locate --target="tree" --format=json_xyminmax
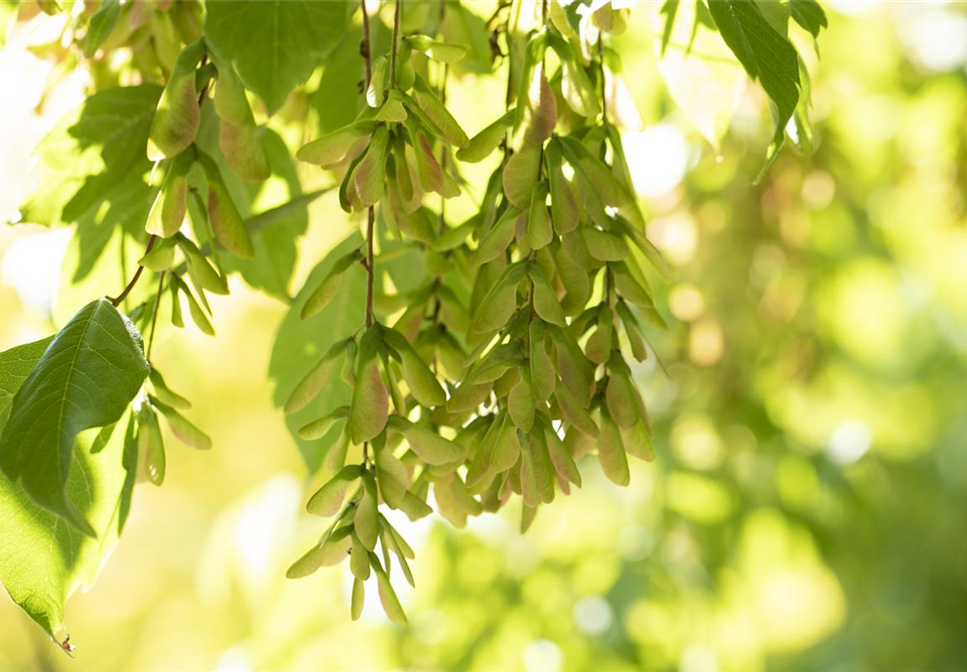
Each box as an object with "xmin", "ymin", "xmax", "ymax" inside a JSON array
[{"xmin": 0, "ymin": 0, "xmax": 825, "ymax": 650}]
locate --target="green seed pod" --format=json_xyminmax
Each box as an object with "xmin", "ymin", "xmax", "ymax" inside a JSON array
[
  {"xmin": 306, "ymin": 464, "xmax": 363, "ymax": 517},
  {"xmin": 546, "ymin": 140, "xmax": 579, "ymax": 234},
  {"xmin": 137, "ymin": 405, "xmax": 166, "ymax": 486},
  {"xmin": 559, "ymin": 136, "xmax": 633, "ymax": 208},
  {"xmin": 175, "ymin": 234, "xmax": 229, "ymax": 296},
  {"xmin": 553, "ymin": 384, "xmax": 599, "ymax": 438},
  {"xmin": 529, "ymin": 320, "xmax": 556, "ymax": 402},
  {"xmin": 152, "ymin": 396, "xmax": 212, "ymax": 450},
  {"xmin": 471, "ymin": 262, "xmax": 528, "ymax": 334},
  {"xmin": 397, "ymin": 59, "xmax": 416, "ymax": 91},
  {"xmin": 412, "ymin": 78, "xmax": 469, "ymax": 148},
  {"xmin": 351, "ymin": 577, "xmax": 365, "ymax": 621},
  {"xmin": 508, "ymin": 370, "xmax": 536, "ymax": 432},
  {"xmin": 399, "ymin": 491, "xmax": 433, "ymax": 521},
  {"xmin": 197, "ymin": 152, "xmax": 255, "ymax": 259},
  {"xmin": 139, "ymin": 237, "xmax": 176, "ymax": 272},
  {"xmin": 584, "ymin": 227, "xmax": 629, "ymax": 262},
  {"xmin": 220, "ymin": 121, "xmax": 270, "ymax": 183},
  {"xmin": 376, "ymin": 444, "xmax": 409, "ymax": 507},
  {"xmin": 543, "ymin": 421, "xmax": 581, "ymax": 487},
  {"xmin": 145, "ymin": 150, "xmax": 194, "ymax": 238},
  {"xmin": 597, "ymin": 408, "xmax": 630, "ymax": 486},
  {"xmin": 350, "ymin": 331, "xmax": 389, "ymax": 445},
  {"xmin": 284, "ymin": 338, "xmax": 352, "ymax": 414},
  {"xmin": 170, "ymin": 282, "xmax": 184, "ymax": 328},
  {"xmin": 148, "ymin": 368, "xmax": 192, "ymax": 410},
  {"xmin": 375, "ymin": 559, "xmax": 408, "ymax": 625},
  {"xmin": 406, "ymin": 34, "xmax": 469, "ymax": 63},
  {"xmin": 355, "ymin": 473, "xmax": 379, "ymax": 551},
  {"xmin": 376, "ymin": 91, "xmax": 408, "ymax": 123},
  {"xmin": 606, "ymin": 369, "xmax": 639, "ymax": 430},
  {"xmin": 528, "ymin": 181, "xmax": 553, "ymax": 250},
  {"xmin": 286, "ymin": 527, "xmax": 353, "ymax": 578},
  {"xmin": 298, "ymin": 406, "xmax": 350, "ymax": 441},
  {"xmin": 147, "ymin": 40, "xmax": 205, "ymax": 160},
  {"xmin": 457, "ymin": 110, "xmax": 513, "ymax": 163},
  {"xmin": 475, "ymin": 206, "xmax": 519, "ymax": 266},
  {"xmin": 350, "ymin": 534, "xmax": 371, "ymax": 580},
  {"xmin": 620, "ymin": 420, "xmax": 655, "ymax": 462},
  {"xmin": 616, "ymin": 300, "xmax": 649, "ymax": 362},
  {"xmin": 530, "ymin": 266, "xmax": 567, "ymax": 327},
  {"xmin": 413, "ymin": 129, "xmax": 445, "ymax": 194},
  {"xmin": 502, "ymin": 146, "xmax": 541, "ymax": 209},
  {"xmin": 301, "ymin": 249, "xmax": 362, "ymax": 319},
  {"xmin": 401, "ymin": 421, "xmax": 467, "ymax": 465},
  {"xmin": 297, "ymin": 121, "xmax": 377, "ymax": 167},
  {"xmin": 354, "ymin": 124, "xmax": 390, "ymax": 208}
]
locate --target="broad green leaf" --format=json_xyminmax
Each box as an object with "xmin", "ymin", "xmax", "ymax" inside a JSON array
[
  {"xmin": 17, "ymin": 86, "xmax": 160, "ymax": 280},
  {"xmin": 148, "ymin": 40, "xmax": 204, "ymax": 160},
  {"xmin": 0, "ymin": 339, "xmax": 137, "ymax": 638},
  {"xmin": 205, "ymin": 0, "xmax": 354, "ymax": 112},
  {"xmin": 0, "ymin": 300, "xmax": 148, "ymax": 534},
  {"xmin": 706, "ymin": 0, "xmax": 800, "ymax": 147},
  {"xmin": 656, "ymin": 0, "xmax": 747, "ymax": 152},
  {"xmin": 84, "ymin": 0, "xmax": 121, "ymax": 57},
  {"xmin": 790, "ymin": 0, "xmax": 827, "ymax": 38},
  {"xmin": 307, "ymin": 465, "xmax": 363, "ymax": 517},
  {"xmin": 271, "ymin": 234, "xmax": 366, "ymax": 471}
]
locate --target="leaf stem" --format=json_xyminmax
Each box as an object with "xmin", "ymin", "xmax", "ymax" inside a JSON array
[
  {"xmin": 109, "ymin": 235, "xmax": 156, "ymax": 307},
  {"xmin": 360, "ymin": 0, "xmax": 376, "ymax": 466}
]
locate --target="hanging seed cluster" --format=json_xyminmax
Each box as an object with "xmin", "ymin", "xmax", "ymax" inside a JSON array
[{"xmin": 285, "ymin": 1, "xmax": 664, "ymax": 623}]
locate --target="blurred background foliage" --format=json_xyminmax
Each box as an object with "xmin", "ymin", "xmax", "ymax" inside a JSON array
[{"xmin": 2, "ymin": 1, "xmax": 967, "ymax": 671}]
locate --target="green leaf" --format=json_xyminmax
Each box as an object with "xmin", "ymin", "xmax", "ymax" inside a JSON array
[
  {"xmin": 0, "ymin": 300, "xmax": 148, "ymax": 534},
  {"xmin": 148, "ymin": 40, "xmax": 205, "ymax": 161},
  {"xmin": 790, "ymin": 0, "xmax": 827, "ymax": 38},
  {"xmin": 706, "ymin": 0, "xmax": 800, "ymax": 146},
  {"xmin": 85, "ymin": 0, "xmax": 121, "ymax": 57},
  {"xmin": 659, "ymin": 0, "xmax": 681, "ymax": 56},
  {"xmin": 0, "ymin": 339, "xmax": 137, "ymax": 638},
  {"xmin": 271, "ymin": 234, "xmax": 366, "ymax": 471},
  {"xmin": 205, "ymin": 0, "xmax": 354, "ymax": 113},
  {"xmin": 17, "ymin": 86, "xmax": 160, "ymax": 279}
]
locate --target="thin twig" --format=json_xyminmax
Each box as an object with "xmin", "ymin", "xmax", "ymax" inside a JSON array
[
  {"xmin": 359, "ymin": 0, "xmax": 377, "ymax": 465},
  {"xmin": 108, "ymin": 235, "xmax": 156, "ymax": 307},
  {"xmin": 147, "ymin": 271, "xmax": 166, "ymax": 361}
]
